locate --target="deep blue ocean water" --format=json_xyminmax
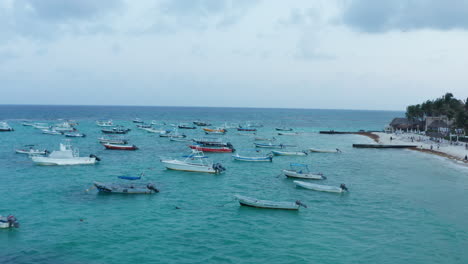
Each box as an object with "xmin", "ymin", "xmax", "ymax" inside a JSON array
[{"xmin": 1, "ymin": 105, "xmax": 467, "ymax": 264}]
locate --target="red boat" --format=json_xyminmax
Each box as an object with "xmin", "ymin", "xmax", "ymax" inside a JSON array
[
  {"xmin": 189, "ymin": 145, "xmax": 234, "ymax": 153},
  {"xmin": 237, "ymin": 128, "xmax": 257, "ymax": 132},
  {"xmin": 103, "ymin": 143, "xmax": 138, "ymax": 150}
]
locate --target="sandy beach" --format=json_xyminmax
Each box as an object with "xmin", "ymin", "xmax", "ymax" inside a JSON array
[{"xmin": 370, "ymin": 132, "xmax": 468, "ymax": 165}]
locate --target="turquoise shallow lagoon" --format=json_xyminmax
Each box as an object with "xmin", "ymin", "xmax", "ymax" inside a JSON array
[{"xmin": 1, "ymin": 105, "xmax": 467, "ymax": 264}]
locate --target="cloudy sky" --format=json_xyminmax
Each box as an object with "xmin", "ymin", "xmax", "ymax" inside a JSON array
[{"xmin": 1, "ymin": 0, "xmax": 467, "ymax": 110}]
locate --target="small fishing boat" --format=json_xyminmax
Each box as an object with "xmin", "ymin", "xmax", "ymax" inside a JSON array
[
  {"xmin": 254, "ymin": 137, "xmax": 276, "ymax": 141},
  {"xmin": 278, "ymin": 132, "xmax": 299, "ymax": 136},
  {"xmin": 101, "ymin": 126, "xmax": 131, "ymax": 134},
  {"xmin": 142, "ymin": 127, "xmax": 167, "ymax": 133},
  {"xmin": 65, "ymin": 132, "xmax": 86, "ymax": 137},
  {"xmin": 0, "ymin": 122, "xmax": 14, "ymax": 132},
  {"xmin": 0, "ymin": 215, "xmax": 19, "ymax": 228},
  {"xmin": 294, "ymin": 181, "xmax": 348, "ymax": 193},
  {"xmin": 205, "ymin": 131, "xmax": 226, "ymax": 135},
  {"xmin": 151, "ymin": 120, "xmax": 166, "ymax": 126},
  {"xmin": 254, "ymin": 143, "xmax": 286, "ymax": 149},
  {"xmin": 98, "ymin": 136, "xmax": 128, "ymax": 145},
  {"xmin": 309, "ymin": 148, "xmax": 341, "ymax": 153},
  {"xmin": 161, "ymin": 150, "xmax": 226, "ymax": 174},
  {"xmin": 189, "ymin": 145, "xmax": 234, "ymax": 153},
  {"xmin": 275, "ymin": 127, "xmax": 293, "ymax": 131},
  {"xmin": 94, "ymin": 182, "xmax": 159, "ymax": 194},
  {"xmin": 103, "ymin": 143, "xmax": 138, "ymax": 150},
  {"xmin": 32, "ymin": 123, "xmax": 50, "ymax": 129},
  {"xmin": 203, "ymin": 128, "xmax": 227, "ymax": 133},
  {"xmin": 22, "ymin": 122, "xmax": 34, "ymax": 126},
  {"xmin": 193, "ymin": 138, "xmax": 233, "ymax": 147},
  {"xmin": 160, "ymin": 129, "xmax": 186, "ymax": 138},
  {"xmin": 232, "ymin": 152, "xmax": 273, "ymax": 162},
  {"xmin": 53, "ymin": 122, "xmax": 76, "ymax": 132},
  {"xmin": 282, "ymin": 163, "xmax": 325, "ymax": 180},
  {"xmin": 169, "ymin": 137, "xmax": 193, "ymax": 142},
  {"xmin": 15, "ymin": 145, "xmax": 48, "ymax": 156},
  {"xmin": 42, "ymin": 129, "xmax": 63, "ymax": 135},
  {"xmin": 178, "ymin": 123, "xmax": 196, "ymax": 129},
  {"xmin": 271, "ymin": 150, "xmax": 308, "ymax": 156},
  {"xmin": 31, "ymin": 142, "xmax": 100, "ymax": 165},
  {"xmin": 136, "ymin": 123, "xmax": 152, "ymax": 129},
  {"xmin": 237, "ymin": 127, "xmax": 257, "ymax": 132},
  {"xmin": 132, "ymin": 118, "xmax": 144, "ymax": 123},
  {"xmin": 234, "ymin": 195, "xmax": 306, "ymax": 210},
  {"xmin": 193, "ymin": 121, "xmax": 211, "ymax": 126},
  {"xmin": 96, "ymin": 120, "xmax": 114, "ymax": 127}
]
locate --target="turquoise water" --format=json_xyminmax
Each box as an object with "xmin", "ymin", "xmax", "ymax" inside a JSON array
[{"xmin": 1, "ymin": 105, "xmax": 467, "ymax": 264}]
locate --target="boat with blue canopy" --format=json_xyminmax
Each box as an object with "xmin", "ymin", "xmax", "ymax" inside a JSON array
[{"xmin": 283, "ymin": 163, "xmax": 326, "ymax": 180}]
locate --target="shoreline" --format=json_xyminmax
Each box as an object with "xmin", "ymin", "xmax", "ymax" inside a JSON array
[{"xmin": 357, "ymin": 132, "xmax": 468, "ymax": 165}]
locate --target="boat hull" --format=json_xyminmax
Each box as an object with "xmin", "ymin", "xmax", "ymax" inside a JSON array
[
  {"xmin": 31, "ymin": 157, "xmax": 97, "ymax": 166},
  {"xmin": 235, "ymin": 195, "xmax": 299, "ymax": 210},
  {"xmin": 94, "ymin": 182, "xmax": 157, "ymax": 194},
  {"xmin": 272, "ymin": 151, "xmax": 307, "ymax": 156},
  {"xmin": 294, "ymin": 181, "xmax": 344, "ymax": 193},
  {"xmin": 161, "ymin": 160, "xmax": 216, "ymax": 173},
  {"xmin": 232, "ymin": 155, "xmax": 272, "ymax": 162},
  {"xmin": 189, "ymin": 145, "xmax": 233, "ymax": 153},
  {"xmin": 283, "ymin": 170, "xmax": 324, "ymax": 180},
  {"xmin": 104, "ymin": 144, "xmax": 138, "ymax": 150}
]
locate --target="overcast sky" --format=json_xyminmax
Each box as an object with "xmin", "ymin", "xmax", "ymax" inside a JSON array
[{"xmin": 1, "ymin": 0, "xmax": 467, "ymax": 110}]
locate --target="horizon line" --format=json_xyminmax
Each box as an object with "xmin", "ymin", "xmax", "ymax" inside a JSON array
[{"xmin": 0, "ymin": 103, "xmax": 405, "ymax": 112}]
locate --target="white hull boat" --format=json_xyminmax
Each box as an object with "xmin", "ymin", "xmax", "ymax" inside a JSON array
[
  {"xmin": 271, "ymin": 150, "xmax": 308, "ymax": 156},
  {"xmin": 283, "ymin": 170, "xmax": 325, "ymax": 180},
  {"xmin": 160, "ymin": 150, "xmax": 225, "ymax": 174},
  {"xmin": 0, "ymin": 215, "xmax": 19, "ymax": 228},
  {"xmin": 294, "ymin": 181, "xmax": 348, "ymax": 193},
  {"xmin": 31, "ymin": 142, "xmax": 100, "ymax": 166},
  {"xmin": 309, "ymin": 148, "xmax": 340, "ymax": 153},
  {"xmin": 234, "ymin": 195, "xmax": 306, "ymax": 210},
  {"xmin": 15, "ymin": 148, "xmax": 48, "ymax": 156},
  {"xmin": 232, "ymin": 153, "xmax": 273, "ymax": 162},
  {"xmin": 278, "ymin": 132, "xmax": 299, "ymax": 136},
  {"xmin": 142, "ymin": 127, "xmax": 166, "ymax": 133}
]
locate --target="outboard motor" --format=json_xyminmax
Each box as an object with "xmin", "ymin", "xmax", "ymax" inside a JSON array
[
  {"xmin": 212, "ymin": 163, "xmax": 226, "ymax": 173},
  {"xmin": 227, "ymin": 142, "xmax": 234, "ymax": 150},
  {"xmin": 7, "ymin": 215, "xmax": 19, "ymax": 228},
  {"xmin": 147, "ymin": 183, "xmax": 159, "ymax": 193},
  {"xmin": 295, "ymin": 201, "xmax": 307, "ymax": 208},
  {"xmin": 89, "ymin": 154, "xmax": 101, "ymax": 161},
  {"xmin": 340, "ymin": 184, "xmax": 348, "ymax": 191}
]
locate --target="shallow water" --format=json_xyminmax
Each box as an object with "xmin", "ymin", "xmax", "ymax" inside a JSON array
[{"xmin": 1, "ymin": 105, "xmax": 467, "ymax": 264}]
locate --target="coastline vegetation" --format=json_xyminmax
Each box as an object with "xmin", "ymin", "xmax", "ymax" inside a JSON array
[{"xmin": 405, "ymin": 93, "xmax": 468, "ymax": 130}]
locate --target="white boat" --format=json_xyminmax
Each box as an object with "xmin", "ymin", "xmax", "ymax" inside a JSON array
[
  {"xmin": 96, "ymin": 120, "xmax": 114, "ymax": 127},
  {"xmin": 282, "ymin": 163, "xmax": 325, "ymax": 180},
  {"xmin": 31, "ymin": 142, "xmax": 100, "ymax": 166},
  {"xmin": 42, "ymin": 129, "xmax": 62, "ymax": 135},
  {"xmin": 15, "ymin": 146, "xmax": 48, "ymax": 156},
  {"xmin": 0, "ymin": 121, "xmax": 14, "ymax": 132},
  {"xmin": 294, "ymin": 181, "xmax": 348, "ymax": 193},
  {"xmin": 0, "ymin": 215, "xmax": 19, "ymax": 228},
  {"xmin": 160, "ymin": 150, "xmax": 225, "ymax": 174},
  {"xmin": 234, "ymin": 195, "xmax": 306, "ymax": 210},
  {"xmin": 142, "ymin": 127, "xmax": 167, "ymax": 133},
  {"xmin": 232, "ymin": 152, "xmax": 273, "ymax": 162},
  {"xmin": 53, "ymin": 122, "xmax": 76, "ymax": 132},
  {"xmin": 98, "ymin": 136, "xmax": 128, "ymax": 145},
  {"xmin": 22, "ymin": 122, "xmax": 34, "ymax": 126},
  {"xmin": 254, "ymin": 137, "xmax": 276, "ymax": 141},
  {"xmin": 271, "ymin": 150, "xmax": 308, "ymax": 156},
  {"xmin": 309, "ymin": 148, "xmax": 341, "ymax": 153},
  {"xmin": 169, "ymin": 137, "xmax": 193, "ymax": 142},
  {"xmin": 32, "ymin": 123, "xmax": 50, "ymax": 129},
  {"xmin": 278, "ymin": 132, "xmax": 299, "ymax": 136}
]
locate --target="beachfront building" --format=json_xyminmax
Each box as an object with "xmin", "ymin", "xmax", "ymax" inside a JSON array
[{"xmin": 388, "ymin": 118, "xmax": 423, "ymax": 132}]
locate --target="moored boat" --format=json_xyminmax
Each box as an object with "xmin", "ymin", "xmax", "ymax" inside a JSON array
[
  {"xmin": 96, "ymin": 120, "xmax": 114, "ymax": 127},
  {"xmin": 189, "ymin": 145, "xmax": 234, "ymax": 153},
  {"xmin": 132, "ymin": 118, "xmax": 144, "ymax": 123},
  {"xmin": 103, "ymin": 143, "xmax": 138, "ymax": 150},
  {"xmin": 271, "ymin": 150, "xmax": 308, "ymax": 156},
  {"xmin": 237, "ymin": 127, "xmax": 257, "ymax": 132},
  {"xmin": 234, "ymin": 195, "xmax": 306, "ymax": 210},
  {"xmin": 0, "ymin": 215, "xmax": 19, "ymax": 228},
  {"xmin": 254, "ymin": 143, "xmax": 286, "ymax": 149},
  {"xmin": 101, "ymin": 126, "xmax": 131, "ymax": 134},
  {"xmin": 0, "ymin": 122, "xmax": 14, "ymax": 132},
  {"xmin": 294, "ymin": 181, "xmax": 348, "ymax": 193},
  {"xmin": 98, "ymin": 136, "xmax": 128, "ymax": 145},
  {"xmin": 309, "ymin": 148, "xmax": 341, "ymax": 153},
  {"xmin": 161, "ymin": 150, "xmax": 225, "ymax": 174},
  {"xmin": 275, "ymin": 127, "xmax": 293, "ymax": 131},
  {"xmin": 232, "ymin": 152, "xmax": 273, "ymax": 162},
  {"xmin": 94, "ymin": 181, "xmax": 159, "ymax": 194},
  {"xmin": 178, "ymin": 123, "xmax": 196, "ymax": 129},
  {"xmin": 31, "ymin": 142, "xmax": 100, "ymax": 165},
  {"xmin": 15, "ymin": 145, "xmax": 48, "ymax": 156},
  {"xmin": 42, "ymin": 129, "xmax": 63, "ymax": 135},
  {"xmin": 278, "ymin": 132, "xmax": 299, "ymax": 136},
  {"xmin": 254, "ymin": 137, "xmax": 276, "ymax": 141},
  {"xmin": 65, "ymin": 132, "xmax": 86, "ymax": 137},
  {"xmin": 193, "ymin": 121, "xmax": 211, "ymax": 126},
  {"xmin": 282, "ymin": 163, "xmax": 325, "ymax": 180}
]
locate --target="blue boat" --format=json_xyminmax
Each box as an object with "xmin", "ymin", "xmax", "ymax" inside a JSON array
[{"xmin": 232, "ymin": 152, "xmax": 273, "ymax": 162}]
